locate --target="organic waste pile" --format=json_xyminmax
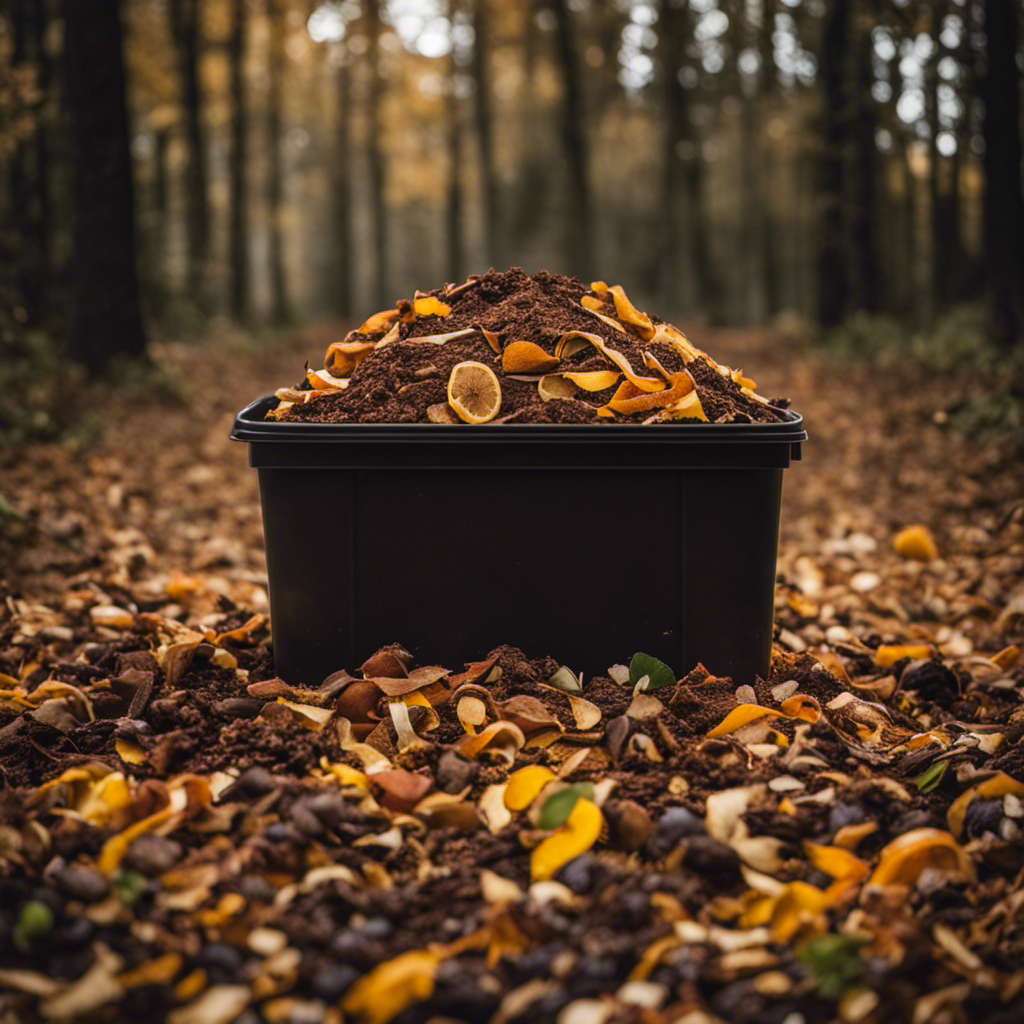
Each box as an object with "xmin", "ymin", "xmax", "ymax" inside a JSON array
[
  {"xmin": 2, "ymin": 566, "xmax": 1024, "ymax": 1024},
  {"xmin": 265, "ymin": 269, "xmax": 790, "ymax": 425}
]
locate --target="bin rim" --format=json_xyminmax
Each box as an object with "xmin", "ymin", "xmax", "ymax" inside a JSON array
[{"xmin": 230, "ymin": 394, "xmax": 808, "ymax": 446}]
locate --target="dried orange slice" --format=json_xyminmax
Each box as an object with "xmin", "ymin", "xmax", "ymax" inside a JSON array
[
  {"xmin": 502, "ymin": 341, "xmax": 560, "ymax": 374},
  {"xmin": 447, "ymin": 361, "xmax": 501, "ymax": 424}
]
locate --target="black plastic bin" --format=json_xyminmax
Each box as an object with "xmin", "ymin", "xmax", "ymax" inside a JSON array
[{"xmin": 231, "ymin": 396, "xmax": 807, "ymax": 688}]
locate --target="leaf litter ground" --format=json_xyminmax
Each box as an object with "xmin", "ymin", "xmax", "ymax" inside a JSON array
[{"xmin": 0, "ymin": 327, "xmax": 1022, "ymax": 1024}]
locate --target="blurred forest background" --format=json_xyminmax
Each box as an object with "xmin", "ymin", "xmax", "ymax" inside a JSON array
[{"xmin": 0, "ymin": 0, "xmax": 1022, "ymax": 405}]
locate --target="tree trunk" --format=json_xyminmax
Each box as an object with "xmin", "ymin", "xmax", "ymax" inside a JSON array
[
  {"xmin": 847, "ymin": 1, "xmax": 878, "ymax": 315},
  {"xmin": 760, "ymin": 0, "xmax": 779, "ymax": 319},
  {"xmin": 266, "ymin": 0, "xmax": 288, "ymax": 323},
  {"xmin": 366, "ymin": 0, "xmax": 388, "ymax": 309},
  {"xmin": 333, "ymin": 57, "xmax": 353, "ymax": 318},
  {"xmin": 169, "ymin": 0, "xmax": 211, "ymax": 312},
  {"xmin": 816, "ymin": 0, "xmax": 847, "ymax": 326},
  {"xmin": 445, "ymin": 7, "xmax": 464, "ymax": 284},
  {"xmin": 925, "ymin": 10, "xmax": 941, "ymax": 318},
  {"xmin": 982, "ymin": 0, "xmax": 1024, "ymax": 349},
  {"xmin": 63, "ymin": 0, "xmax": 147, "ymax": 372},
  {"xmin": 549, "ymin": 0, "xmax": 592, "ymax": 281},
  {"xmin": 228, "ymin": 0, "xmax": 250, "ymax": 320},
  {"xmin": 471, "ymin": 0, "xmax": 498, "ymax": 270},
  {"xmin": 657, "ymin": 0, "xmax": 703, "ymax": 310}
]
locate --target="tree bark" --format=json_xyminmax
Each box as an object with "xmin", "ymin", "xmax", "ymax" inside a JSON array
[
  {"xmin": 445, "ymin": 6, "xmax": 464, "ymax": 284},
  {"xmin": 169, "ymin": 0, "xmax": 211, "ymax": 312},
  {"xmin": 63, "ymin": 0, "xmax": 147, "ymax": 372},
  {"xmin": 366, "ymin": 0, "xmax": 388, "ymax": 309},
  {"xmin": 333, "ymin": 56, "xmax": 353, "ymax": 318},
  {"xmin": 549, "ymin": 0, "xmax": 592, "ymax": 281},
  {"xmin": 982, "ymin": 0, "xmax": 1024, "ymax": 349},
  {"xmin": 471, "ymin": 0, "xmax": 498, "ymax": 269},
  {"xmin": 228, "ymin": 0, "xmax": 250, "ymax": 320},
  {"xmin": 266, "ymin": 0, "xmax": 289, "ymax": 324},
  {"xmin": 816, "ymin": 0, "xmax": 848, "ymax": 326}
]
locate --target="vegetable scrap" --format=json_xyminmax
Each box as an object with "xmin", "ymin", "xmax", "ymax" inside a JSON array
[
  {"xmin": 264, "ymin": 268, "xmax": 791, "ymax": 425},
  {"xmin": 2, "ymin": 580, "xmax": 1024, "ymax": 1024}
]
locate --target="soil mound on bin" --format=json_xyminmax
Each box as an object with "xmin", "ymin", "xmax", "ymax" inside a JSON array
[{"xmin": 267, "ymin": 268, "xmax": 790, "ymax": 425}]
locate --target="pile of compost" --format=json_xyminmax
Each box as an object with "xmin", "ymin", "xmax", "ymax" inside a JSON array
[
  {"xmin": 267, "ymin": 268, "xmax": 791, "ymax": 425},
  {"xmin": 2, "ymin": 588, "xmax": 1023, "ymax": 1023}
]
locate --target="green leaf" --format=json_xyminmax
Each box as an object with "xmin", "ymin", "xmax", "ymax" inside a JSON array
[
  {"xmin": 912, "ymin": 760, "xmax": 950, "ymax": 794},
  {"xmin": 797, "ymin": 934, "xmax": 867, "ymax": 1000},
  {"xmin": 546, "ymin": 666, "xmax": 582, "ymax": 693},
  {"xmin": 538, "ymin": 783, "xmax": 595, "ymax": 830},
  {"xmin": 114, "ymin": 868, "xmax": 149, "ymax": 906},
  {"xmin": 12, "ymin": 900, "xmax": 54, "ymax": 952},
  {"xmin": 628, "ymin": 653, "xmax": 676, "ymax": 691}
]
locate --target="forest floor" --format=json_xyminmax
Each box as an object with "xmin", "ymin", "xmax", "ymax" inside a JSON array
[{"xmin": 0, "ymin": 326, "xmax": 1023, "ymax": 1024}]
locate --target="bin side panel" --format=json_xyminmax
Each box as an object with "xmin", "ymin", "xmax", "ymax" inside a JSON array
[
  {"xmin": 350, "ymin": 468, "xmax": 682, "ymax": 682},
  {"xmin": 258, "ymin": 468, "xmax": 354, "ymax": 686},
  {"xmin": 680, "ymin": 468, "xmax": 783, "ymax": 684}
]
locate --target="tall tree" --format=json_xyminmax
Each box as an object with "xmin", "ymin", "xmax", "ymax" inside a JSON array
[
  {"xmin": 549, "ymin": 0, "xmax": 592, "ymax": 280},
  {"xmin": 169, "ymin": 0, "xmax": 211, "ymax": 311},
  {"xmin": 333, "ymin": 52, "xmax": 354, "ymax": 317},
  {"xmin": 445, "ymin": 3, "xmax": 464, "ymax": 284},
  {"xmin": 817, "ymin": 0, "xmax": 878, "ymax": 325},
  {"xmin": 63, "ymin": 0, "xmax": 147, "ymax": 371},
  {"xmin": 982, "ymin": 0, "xmax": 1024, "ymax": 349},
  {"xmin": 266, "ymin": 0, "xmax": 289, "ymax": 323},
  {"xmin": 471, "ymin": 0, "xmax": 498, "ymax": 269},
  {"xmin": 228, "ymin": 0, "xmax": 250, "ymax": 320},
  {"xmin": 366, "ymin": 0, "xmax": 388, "ymax": 309}
]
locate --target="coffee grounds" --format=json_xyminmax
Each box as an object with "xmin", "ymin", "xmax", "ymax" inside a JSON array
[{"xmin": 271, "ymin": 269, "xmax": 790, "ymax": 426}]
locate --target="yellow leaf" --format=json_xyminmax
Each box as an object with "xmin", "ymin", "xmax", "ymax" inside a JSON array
[
  {"xmin": 875, "ymin": 644, "xmax": 933, "ymax": 668},
  {"xmin": 706, "ymin": 704, "xmax": 779, "ymax": 738},
  {"xmin": 769, "ymin": 882, "xmax": 831, "ymax": 942},
  {"xmin": 946, "ymin": 772, "xmax": 1024, "ymax": 839},
  {"xmin": 531, "ymin": 798, "xmax": 603, "ymax": 881},
  {"xmin": 341, "ymin": 949, "xmax": 441, "ymax": 1024},
  {"xmin": 98, "ymin": 806, "xmax": 177, "ymax": 874},
  {"xmin": 115, "ymin": 737, "xmax": 147, "ymax": 765},
  {"xmin": 868, "ymin": 827, "xmax": 973, "ymax": 887},
  {"xmin": 504, "ymin": 766, "xmax": 556, "ymax": 812},
  {"xmin": 803, "ymin": 841, "xmax": 869, "ymax": 884},
  {"xmin": 893, "ymin": 524, "xmax": 939, "ymax": 561}
]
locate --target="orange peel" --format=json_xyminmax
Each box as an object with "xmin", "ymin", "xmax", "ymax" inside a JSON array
[
  {"xmin": 707, "ymin": 694, "xmax": 821, "ymax": 738},
  {"xmin": 537, "ymin": 374, "xmax": 577, "ymax": 402},
  {"xmin": 504, "ymin": 765, "xmax": 556, "ymax": 811},
  {"xmin": 608, "ymin": 284, "xmax": 655, "ymax": 340},
  {"xmin": 341, "ymin": 949, "xmax": 442, "ymax": 1024},
  {"xmin": 867, "ymin": 827, "xmax": 973, "ymax": 887},
  {"xmin": 531, "ymin": 797, "xmax": 603, "ymax": 881},
  {"xmin": 324, "ymin": 340, "xmax": 376, "ymax": 376},
  {"xmin": 554, "ymin": 331, "xmax": 664, "ymax": 392},
  {"xmin": 604, "ymin": 370, "xmax": 695, "ymax": 416},
  {"xmin": 563, "ymin": 370, "xmax": 621, "ymax": 391},
  {"xmin": 581, "ymin": 295, "xmax": 608, "ymax": 312},
  {"xmin": 894, "ymin": 525, "xmax": 939, "ymax": 561},
  {"xmin": 413, "ymin": 296, "xmax": 451, "ymax": 317},
  {"xmin": 502, "ymin": 341, "xmax": 560, "ymax": 374},
  {"xmin": 875, "ymin": 644, "xmax": 933, "ymax": 668}
]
